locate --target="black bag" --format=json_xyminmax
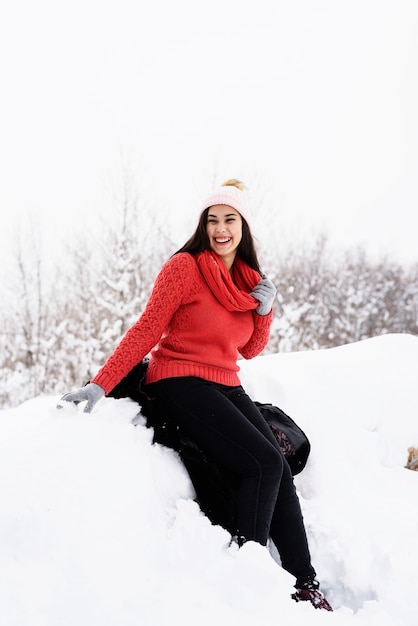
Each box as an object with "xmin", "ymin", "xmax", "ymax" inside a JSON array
[{"xmin": 254, "ymin": 402, "xmax": 311, "ymax": 476}]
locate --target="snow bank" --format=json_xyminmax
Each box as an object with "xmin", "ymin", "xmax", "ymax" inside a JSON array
[{"xmin": 1, "ymin": 334, "xmax": 417, "ymax": 625}]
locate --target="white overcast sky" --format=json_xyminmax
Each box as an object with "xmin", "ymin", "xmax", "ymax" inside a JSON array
[{"xmin": 0, "ymin": 0, "xmax": 417, "ymax": 271}]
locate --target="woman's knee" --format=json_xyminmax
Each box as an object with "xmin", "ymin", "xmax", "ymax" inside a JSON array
[{"xmin": 243, "ymin": 444, "xmax": 284, "ymax": 482}]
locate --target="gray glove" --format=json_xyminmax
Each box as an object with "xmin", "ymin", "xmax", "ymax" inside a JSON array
[
  {"xmin": 250, "ymin": 275, "xmax": 277, "ymax": 315},
  {"xmin": 59, "ymin": 382, "xmax": 105, "ymax": 413}
]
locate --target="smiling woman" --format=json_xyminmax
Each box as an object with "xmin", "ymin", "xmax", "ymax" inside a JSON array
[{"xmin": 60, "ymin": 178, "xmax": 332, "ymax": 610}]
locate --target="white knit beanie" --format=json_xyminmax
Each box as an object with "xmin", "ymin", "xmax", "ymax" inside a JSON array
[{"xmin": 200, "ymin": 183, "xmax": 252, "ymax": 230}]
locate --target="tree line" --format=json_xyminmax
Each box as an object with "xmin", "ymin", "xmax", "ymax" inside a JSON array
[{"xmin": 1, "ymin": 196, "xmax": 417, "ymax": 409}]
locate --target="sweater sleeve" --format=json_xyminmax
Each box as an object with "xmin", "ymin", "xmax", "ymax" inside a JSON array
[
  {"xmin": 92, "ymin": 253, "xmax": 195, "ymax": 393},
  {"xmin": 239, "ymin": 309, "xmax": 273, "ymax": 360}
]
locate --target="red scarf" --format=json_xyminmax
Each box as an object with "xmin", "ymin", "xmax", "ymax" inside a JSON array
[{"xmin": 196, "ymin": 249, "xmax": 260, "ymax": 312}]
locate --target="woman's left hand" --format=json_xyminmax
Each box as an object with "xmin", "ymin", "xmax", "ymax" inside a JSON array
[
  {"xmin": 58, "ymin": 382, "xmax": 105, "ymax": 413},
  {"xmin": 250, "ymin": 275, "xmax": 277, "ymax": 315}
]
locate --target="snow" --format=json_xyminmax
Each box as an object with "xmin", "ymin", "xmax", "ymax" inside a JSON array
[{"xmin": 1, "ymin": 333, "xmax": 418, "ymax": 625}]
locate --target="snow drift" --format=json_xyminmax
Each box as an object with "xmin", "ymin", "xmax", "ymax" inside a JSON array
[{"xmin": 1, "ymin": 333, "xmax": 417, "ymax": 626}]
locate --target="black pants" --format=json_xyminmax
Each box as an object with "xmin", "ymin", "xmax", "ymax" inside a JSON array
[{"xmin": 147, "ymin": 376, "xmax": 315, "ymax": 580}]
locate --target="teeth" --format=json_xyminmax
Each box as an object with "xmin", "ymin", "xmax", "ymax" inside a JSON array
[{"xmin": 215, "ymin": 238, "xmax": 231, "ymax": 243}]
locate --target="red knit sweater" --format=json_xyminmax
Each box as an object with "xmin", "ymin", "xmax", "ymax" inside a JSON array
[{"xmin": 92, "ymin": 252, "xmax": 272, "ymax": 394}]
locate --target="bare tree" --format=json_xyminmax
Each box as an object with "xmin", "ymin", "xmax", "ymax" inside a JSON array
[{"xmin": 0, "ymin": 224, "xmax": 53, "ymax": 401}]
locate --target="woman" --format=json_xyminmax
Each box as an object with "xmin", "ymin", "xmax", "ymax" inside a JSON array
[{"xmin": 61, "ymin": 179, "xmax": 332, "ymax": 611}]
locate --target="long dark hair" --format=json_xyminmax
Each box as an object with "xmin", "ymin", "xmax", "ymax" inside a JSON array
[{"xmin": 174, "ymin": 208, "xmax": 262, "ymax": 275}]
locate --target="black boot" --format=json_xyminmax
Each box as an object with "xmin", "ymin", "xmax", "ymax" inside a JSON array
[{"xmin": 291, "ymin": 575, "xmax": 333, "ymax": 611}]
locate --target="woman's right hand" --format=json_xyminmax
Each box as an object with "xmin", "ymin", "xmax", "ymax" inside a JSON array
[
  {"xmin": 250, "ymin": 275, "xmax": 277, "ymax": 315},
  {"xmin": 57, "ymin": 382, "xmax": 105, "ymax": 413}
]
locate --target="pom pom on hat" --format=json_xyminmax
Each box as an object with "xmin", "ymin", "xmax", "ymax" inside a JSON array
[{"xmin": 200, "ymin": 179, "xmax": 252, "ymax": 230}]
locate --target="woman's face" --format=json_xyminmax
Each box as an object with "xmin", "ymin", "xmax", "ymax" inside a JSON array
[{"xmin": 206, "ymin": 204, "xmax": 243, "ymax": 269}]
